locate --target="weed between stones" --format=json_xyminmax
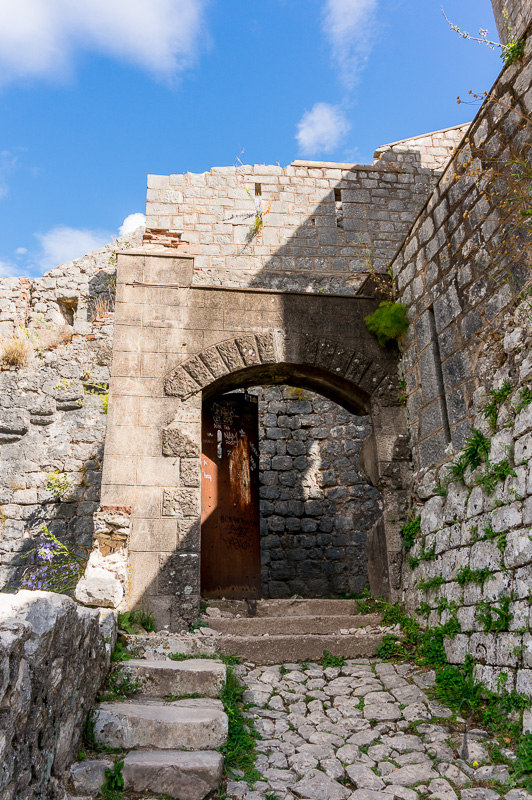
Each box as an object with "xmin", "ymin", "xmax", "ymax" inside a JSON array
[
  {"xmin": 219, "ymin": 666, "xmax": 263, "ymax": 787},
  {"xmin": 374, "ymin": 598, "xmax": 532, "ymax": 786}
]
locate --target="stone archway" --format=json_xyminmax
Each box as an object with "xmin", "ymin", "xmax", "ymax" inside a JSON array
[
  {"xmin": 160, "ymin": 334, "xmax": 408, "ymax": 623},
  {"xmin": 96, "ymin": 252, "xmax": 410, "ymax": 630}
]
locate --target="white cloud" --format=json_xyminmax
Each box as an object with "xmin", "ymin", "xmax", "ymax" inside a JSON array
[
  {"xmin": 323, "ymin": 0, "xmax": 378, "ymax": 88},
  {"xmin": 296, "ymin": 103, "xmax": 351, "ymax": 156},
  {"xmin": 15, "ymin": 247, "xmax": 27, "ymax": 255},
  {"xmin": 0, "ymin": 0, "xmax": 206, "ymax": 86},
  {"xmin": 36, "ymin": 225, "xmax": 114, "ymax": 270},
  {"xmin": 0, "ymin": 259, "xmax": 21, "ymax": 278},
  {"xmin": 119, "ymin": 212, "xmax": 146, "ymax": 236}
]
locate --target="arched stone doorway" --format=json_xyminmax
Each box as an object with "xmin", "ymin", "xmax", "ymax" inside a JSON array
[
  {"xmin": 99, "ymin": 253, "xmax": 410, "ymax": 630},
  {"xmin": 200, "ymin": 383, "xmax": 383, "ymax": 601}
]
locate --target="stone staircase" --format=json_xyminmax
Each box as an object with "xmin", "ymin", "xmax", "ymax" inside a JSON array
[
  {"xmin": 203, "ymin": 598, "xmax": 387, "ymax": 665},
  {"xmin": 69, "ymin": 657, "xmax": 228, "ymax": 800}
]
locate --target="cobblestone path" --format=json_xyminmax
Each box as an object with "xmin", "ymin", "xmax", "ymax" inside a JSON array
[{"xmin": 226, "ymin": 659, "xmax": 525, "ymax": 800}]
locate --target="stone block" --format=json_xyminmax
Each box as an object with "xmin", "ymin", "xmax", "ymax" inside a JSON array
[
  {"xmin": 70, "ymin": 759, "xmax": 111, "ymax": 794},
  {"xmin": 118, "ymin": 659, "xmax": 225, "ymax": 698},
  {"xmin": 93, "ymin": 699, "xmax": 228, "ymax": 750},
  {"xmin": 162, "ymin": 488, "xmax": 200, "ymax": 518},
  {"xmin": 504, "ymin": 529, "xmax": 532, "ymax": 569},
  {"xmin": 129, "ymin": 518, "xmax": 179, "ymax": 552},
  {"xmin": 158, "ymin": 552, "xmax": 199, "ymax": 595},
  {"xmin": 515, "ymin": 432, "xmax": 532, "ymax": 465},
  {"xmin": 75, "ymin": 567, "xmax": 124, "ymax": 608},
  {"xmin": 420, "ymin": 496, "xmax": 445, "ymax": 535},
  {"xmin": 492, "ymin": 502, "xmax": 522, "ymax": 533},
  {"xmin": 514, "ymin": 404, "xmax": 532, "ymax": 438},
  {"xmin": 122, "ymin": 750, "xmax": 224, "ymax": 800}
]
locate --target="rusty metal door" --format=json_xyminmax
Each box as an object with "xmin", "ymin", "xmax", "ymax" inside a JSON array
[{"xmin": 201, "ymin": 393, "xmax": 261, "ymax": 598}]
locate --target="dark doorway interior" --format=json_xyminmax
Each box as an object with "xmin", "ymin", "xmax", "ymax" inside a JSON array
[{"xmin": 201, "ymin": 393, "xmax": 261, "ymax": 598}]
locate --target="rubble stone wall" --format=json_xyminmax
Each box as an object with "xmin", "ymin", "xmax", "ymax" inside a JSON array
[
  {"xmin": 393, "ymin": 34, "xmax": 532, "ymax": 692},
  {"xmin": 0, "ymin": 590, "xmax": 115, "ymax": 800},
  {"xmin": 256, "ymin": 385, "xmax": 382, "ymax": 598},
  {"xmin": 0, "ymin": 231, "xmax": 143, "ymax": 590}
]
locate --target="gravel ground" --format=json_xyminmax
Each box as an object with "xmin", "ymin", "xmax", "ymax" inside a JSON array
[{"xmin": 226, "ymin": 659, "xmax": 528, "ymax": 800}]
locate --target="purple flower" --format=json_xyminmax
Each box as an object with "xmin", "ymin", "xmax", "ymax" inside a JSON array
[
  {"xmin": 37, "ymin": 544, "xmax": 55, "ymax": 562},
  {"xmin": 479, "ymin": 28, "xmax": 488, "ymax": 37}
]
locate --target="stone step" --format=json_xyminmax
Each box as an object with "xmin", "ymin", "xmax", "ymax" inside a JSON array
[
  {"xmin": 206, "ymin": 613, "xmax": 381, "ymax": 636},
  {"xmin": 70, "ymin": 750, "xmax": 224, "ymax": 800},
  {"xmin": 206, "ymin": 598, "xmax": 358, "ymax": 617},
  {"xmin": 216, "ymin": 631, "xmax": 385, "ymax": 665},
  {"xmin": 93, "ymin": 698, "xmax": 228, "ymax": 751},
  {"xmin": 118, "ymin": 657, "xmax": 226, "ymax": 698}
]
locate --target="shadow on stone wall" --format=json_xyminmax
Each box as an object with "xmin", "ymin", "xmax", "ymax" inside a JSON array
[{"xmin": 254, "ymin": 385, "xmax": 382, "ymax": 598}]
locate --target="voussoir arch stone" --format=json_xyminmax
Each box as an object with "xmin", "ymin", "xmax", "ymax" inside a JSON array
[{"xmin": 163, "ymin": 332, "xmax": 391, "ymax": 402}]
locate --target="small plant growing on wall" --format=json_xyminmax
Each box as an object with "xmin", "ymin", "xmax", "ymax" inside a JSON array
[
  {"xmin": 20, "ymin": 525, "xmax": 88, "ymax": 594},
  {"xmin": 245, "ymin": 184, "xmax": 271, "ymax": 235},
  {"xmin": 45, "ymin": 470, "xmax": 70, "ymax": 499},
  {"xmin": 364, "ymin": 301, "xmax": 409, "ymax": 347},
  {"xmin": 0, "ymin": 331, "xmax": 31, "ymax": 367},
  {"xmin": 442, "ymin": 5, "xmax": 526, "ymax": 66}
]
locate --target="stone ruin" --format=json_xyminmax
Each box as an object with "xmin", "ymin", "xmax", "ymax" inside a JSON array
[{"xmin": 0, "ymin": 1, "xmax": 532, "ymax": 796}]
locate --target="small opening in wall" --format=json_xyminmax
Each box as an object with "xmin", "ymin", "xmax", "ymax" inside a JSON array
[
  {"xmin": 56, "ymin": 297, "xmax": 78, "ymax": 327},
  {"xmin": 311, "ymin": 217, "xmax": 316, "ymax": 227},
  {"xmin": 334, "ymin": 188, "xmax": 343, "ymax": 229},
  {"xmin": 254, "ymin": 183, "xmax": 262, "ymax": 197}
]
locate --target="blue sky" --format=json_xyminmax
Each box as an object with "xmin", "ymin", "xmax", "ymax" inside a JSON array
[{"xmin": 0, "ymin": 0, "xmax": 503, "ymax": 277}]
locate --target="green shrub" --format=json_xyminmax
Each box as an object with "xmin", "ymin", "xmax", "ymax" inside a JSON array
[
  {"xmin": 220, "ymin": 667, "xmax": 262, "ymax": 785},
  {"xmin": 117, "ymin": 609, "xmax": 156, "ymax": 634},
  {"xmin": 416, "ymin": 575, "xmax": 444, "ymax": 591},
  {"xmin": 483, "ymin": 379, "xmax": 514, "ymax": 428},
  {"xmin": 376, "ymin": 634, "xmax": 400, "ymax": 659},
  {"xmin": 475, "ymin": 459, "xmax": 517, "ymax": 494},
  {"xmin": 364, "ymin": 301, "xmax": 409, "ymax": 346}
]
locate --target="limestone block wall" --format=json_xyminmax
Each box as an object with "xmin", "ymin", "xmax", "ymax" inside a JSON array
[
  {"xmin": 373, "ymin": 124, "xmax": 468, "ymax": 172},
  {"xmin": 392, "ymin": 36, "xmax": 532, "ymax": 474},
  {"xmin": 0, "ymin": 590, "xmax": 115, "ymax": 800},
  {"xmin": 392, "ymin": 31, "xmax": 532, "ymax": 692},
  {"xmin": 0, "ymin": 231, "xmax": 143, "ymax": 590},
  {"xmin": 144, "ymin": 154, "xmax": 445, "ymax": 295},
  {"xmin": 256, "ymin": 385, "xmax": 382, "ymax": 598},
  {"xmin": 102, "ymin": 250, "xmax": 406, "ymax": 629},
  {"xmin": 492, "ymin": 0, "xmax": 532, "ymax": 44}
]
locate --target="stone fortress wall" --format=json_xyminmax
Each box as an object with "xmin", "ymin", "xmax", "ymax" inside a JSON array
[
  {"xmin": 0, "ymin": 231, "xmax": 143, "ymax": 589},
  {"xmin": 393, "ymin": 25, "xmax": 532, "ymax": 693},
  {"xmin": 0, "ymin": 590, "xmax": 115, "ymax": 800},
  {"xmin": 0, "ymin": 128, "xmax": 462, "ymax": 601},
  {"xmin": 0, "ymin": 0, "xmax": 531, "ymax": 697},
  {"xmin": 492, "ymin": 0, "xmax": 532, "ymax": 44},
  {"xmin": 255, "ymin": 385, "xmax": 381, "ymax": 598},
  {"xmin": 144, "ymin": 125, "xmax": 467, "ymax": 295}
]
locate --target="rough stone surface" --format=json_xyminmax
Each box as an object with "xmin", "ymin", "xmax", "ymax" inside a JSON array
[
  {"xmin": 255, "ymin": 385, "xmax": 381, "ymax": 597},
  {"xmin": 0, "ymin": 590, "xmax": 114, "ymax": 800},
  {"xmin": 220, "ymin": 656, "xmax": 522, "ymax": 800},
  {"xmin": 122, "ymin": 749, "xmax": 224, "ymax": 800},
  {"xmin": 118, "ymin": 657, "xmax": 226, "ymax": 698},
  {"xmin": 93, "ymin": 698, "xmax": 228, "ymax": 750}
]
